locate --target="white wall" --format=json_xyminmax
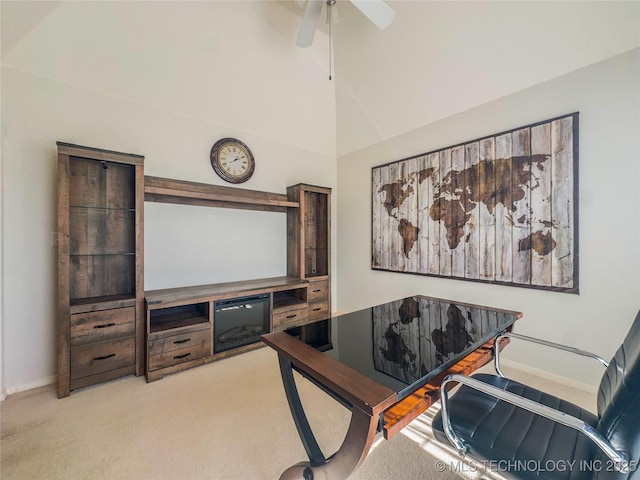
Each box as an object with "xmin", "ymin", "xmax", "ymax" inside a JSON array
[
  {"xmin": 0, "ymin": 1, "xmax": 337, "ymax": 393},
  {"xmin": 334, "ymin": 1, "xmax": 640, "ymax": 157},
  {"xmin": 336, "ymin": 49, "xmax": 640, "ymax": 389},
  {"xmin": 0, "ymin": 0, "xmax": 4, "ymax": 396}
]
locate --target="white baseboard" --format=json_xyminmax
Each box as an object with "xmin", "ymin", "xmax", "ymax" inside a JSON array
[
  {"xmin": 2, "ymin": 376, "xmax": 56, "ymax": 400},
  {"xmin": 499, "ymin": 358, "xmax": 599, "ymax": 395}
]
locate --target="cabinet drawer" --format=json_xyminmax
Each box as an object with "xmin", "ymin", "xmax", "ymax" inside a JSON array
[
  {"xmin": 148, "ymin": 329, "xmax": 211, "ymax": 356},
  {"xmin": 71, "ymin": 307, "xmax": 135, "ymax": 346},
  {"xmin": 308, "ymin": 302, "xmax": 329, "ymax": 321},
  {"xmin": 307, "ymin": 281, "xmax": 329, "ymax": 303},
  {"xmin": 273, "ymin": 307, "xmax": 308, "ymax": 328},
  {"xmin": 148, "ymin": 342, "xmax": 210, "ymax": 371},
  {"xmin": 70, "ymin": 337, "xmax": 135, "ymax": 380}
]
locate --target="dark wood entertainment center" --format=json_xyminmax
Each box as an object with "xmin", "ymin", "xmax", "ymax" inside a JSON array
[
  {"xmin": 57, "ymin": 142, "xmax": 331, "ymax": 396},
  {"xmin": 145, "ymin": 276, "xmax": 330, "ymax": 382}
]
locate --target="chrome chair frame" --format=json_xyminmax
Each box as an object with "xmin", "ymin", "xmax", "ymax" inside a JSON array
[
  {"xmin": 440, "ymin": 373, "xmax": 630, "ymax": 473},
  {"xmin": 439, "ymin": 331, "xmax": 629, "ymax": 473},
  {"xmin": 493, "ymin": 331, "xmax": 610, "ymax": 377}
]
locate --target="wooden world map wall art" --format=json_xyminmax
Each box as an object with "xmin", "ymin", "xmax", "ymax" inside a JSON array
[{"xmin": 372, "ymin": 112, "xmax": 579, "ymax": 293}]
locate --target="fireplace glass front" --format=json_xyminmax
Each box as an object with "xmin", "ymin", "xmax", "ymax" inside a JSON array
[{"xmin": 214, "ymin": 294, "xmax": 271, "ymax": 353}]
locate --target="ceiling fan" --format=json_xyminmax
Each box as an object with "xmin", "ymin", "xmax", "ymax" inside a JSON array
[{"xmin": 296, "ymin": 0, "xmax": 396, "ymax": 48}]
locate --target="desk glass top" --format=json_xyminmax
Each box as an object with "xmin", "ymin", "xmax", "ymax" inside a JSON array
[{"xmin": 322, "ymin": 295, "xmax": 519, "ymax": 401}]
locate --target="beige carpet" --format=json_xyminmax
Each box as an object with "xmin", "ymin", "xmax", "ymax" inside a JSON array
[{"xmin": 1, "ymin": 347, "xmax": 594, "ymax": 480}]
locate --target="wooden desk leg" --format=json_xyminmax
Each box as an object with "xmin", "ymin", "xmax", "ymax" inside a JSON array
[{"xmin": 278, "ymin": 355, "xmax": 380, "ymax": 480}]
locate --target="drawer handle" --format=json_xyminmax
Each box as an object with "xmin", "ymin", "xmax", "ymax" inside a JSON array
[
  {"xmin": 93, "ymin": 323, "xmax": 116, "ymax": 329},
  {"xmin": 286, "ymin": 314, "xmax": 297, "ymax": 319},
  {"xmin": 174, "ymin": 353, "xmax": 191, "ymax": 360},
  {"xmin": 173, "ymin": 338, "xmax": 191, "ymax": 345},
  {"xmin": 94, "ymin": 353, "xmax": 116, "ymax": 361},
  {"xmin": 312, "ymin": 289, "xmax": 321, "ymax": 293},
  {"xmin": 312, "ymin": 308, "xmax": 321, "ymax": 312}
]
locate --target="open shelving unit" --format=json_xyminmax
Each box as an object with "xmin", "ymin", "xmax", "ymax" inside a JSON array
[
  {"xmin": 57, "ymin": 146, "xmax": 333, "ymax": 390},
  {"xmin": 144, "ymin": 277, "xmax": 316, "ymax": 382},
  {"xmin": 57, "ymin": 142, "xmax": 144, "ymax": 398},
  {"xmin": 148, "ymin": 303, "xmax": 210, "ymax": 334}
]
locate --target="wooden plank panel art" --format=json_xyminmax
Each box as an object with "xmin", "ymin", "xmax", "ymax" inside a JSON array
[{"xmin": 372, "ymin": 113, "xmax": 579, "ymax": 293}]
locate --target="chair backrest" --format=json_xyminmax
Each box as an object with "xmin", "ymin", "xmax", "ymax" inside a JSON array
[{"xmin": 595, "ymin": 310, "xmax": 640, "ymax": 479}]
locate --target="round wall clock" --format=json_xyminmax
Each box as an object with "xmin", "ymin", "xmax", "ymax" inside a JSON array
[{"xmin": 210, "ymin": 138, "xmax": 255, "ymax": 184}]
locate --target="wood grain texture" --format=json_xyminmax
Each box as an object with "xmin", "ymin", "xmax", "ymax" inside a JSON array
[
  {"xmin": 450, "ymin": 145, "xmax": 466, "ymax": 278},
  {"xmin": 262, "ymin": 331, "xmax": 397, "ymax": 415},
  {"xmin": 145, "ymin": 276, "xmax": 309, "ymax": 309},
  {"xmin": 382, "ymin": 343, "xmax": 499, "ymax": 439},
  {"xmin": 70, "ymin": 307, "xmax": 135, "ymax": 346},
  {"xmin": 388, "ymin": 162, "xmax": 400, "ymax": 272},
  {"xmin": 511, "ymin": 128, "xmax": 532, "ymax": 285},
  {"xmin": 57, "ymin": 143, "xmax": 144, "ymax": 397},
  {"xmin": 530, "ymin": 124, "xmax": 553, "ymax": 286},
  {"xmin": 135, "ymin": 164, "xmax": 145, "ymax": 376},
  {"xmin": 273, "ymin": 306, "xmax": 309, "ymax": 329},
  {"xmin": 495, "ymin": 133, "xmax": 513, "ymax": 282},
  {"xmin": 438, "ymin": 149, "xmax": 452, "ymax": 276},
  {"xmin": 372, "ymin": 168, "xmax": 382, "ymax": 268},
  {"xmin": 145, "ymin": 176, "xmax": 298, "ymax": 211},
  {"xmin": 464, "ymin": 142, "xmax": 480, "ymax": 279},
  {"xmin": 148, "ymin": 333, "xmax": 211, "ymax": 371},
  {"xmin": 69, "ymin": 208, "xmax": 134, "ymax": 255},
  {"xmin": 286, "ymin": 185, "xmax": 302, "ymax": 277},
  {"xmin": 403, "ymin": 158, "xmax": 420, "ymax": 273},
  {"xmin": 371, "ymin": 113, "xmax": 578, "ymax": 293},
  {"xmin": 380, "ymin": 166, "xmax": 390, "ymax": 270},
  {"xmin": 70, "ymin": 294, "xmax": 136, "ymax": 314},
  {"xmin": 58, "ymin": 153, "xmax": 71, "ymax": 398},
  {"xmin": 70, "ymin": 337, "xmax": 135, "ymax": 380},
  {"xmin": 57, "ymin": 141, "xmax": 144, "ymax": 166},
  {"xmin": 551, "ymin": 116, "xmax": 575, "ymax": 288},
  {"xmin": 478, "ymin": 137, "xmax": 496, "ymax": 281}
]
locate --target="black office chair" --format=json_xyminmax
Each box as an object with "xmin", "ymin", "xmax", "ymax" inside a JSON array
[{"xmin": 432, "ymin": 310, "xmax": 640, "ymax": 480}]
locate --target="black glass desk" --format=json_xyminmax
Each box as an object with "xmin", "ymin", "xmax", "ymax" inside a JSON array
[{"xmin": 262, "ymin": 295, "xmax": 522, "ymax": 480}]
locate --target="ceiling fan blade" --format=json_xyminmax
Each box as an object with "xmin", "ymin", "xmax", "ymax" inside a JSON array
[
  {"xmin": 296, "ymin": 0, "xmax": 324, "ymax": 48},
  {"xmin": 350, "ymin": 0, "xmax": 395, "ymax": 30}
]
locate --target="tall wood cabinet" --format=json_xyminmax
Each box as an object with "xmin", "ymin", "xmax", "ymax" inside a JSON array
[
  {"xmin": 287, "ymin": 184, "xmax": 332, "ymax": 347},
  {"xmin": 57, "ymin": 142, "xmax": 144, "ymax": 398}
]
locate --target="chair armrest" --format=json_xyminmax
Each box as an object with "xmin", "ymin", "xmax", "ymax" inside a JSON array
[
  {"xmin": 494, "ymin": 332, "xmax": 609, "ymax": 378},
  {"xmin": 439, "ymin": 374, "xmax": 629, "ymax": 473}
]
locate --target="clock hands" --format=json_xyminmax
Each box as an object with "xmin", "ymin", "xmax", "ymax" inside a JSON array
[{"xmin": 212, "ymin": 138, "xmax": 254, "ymax": 183}]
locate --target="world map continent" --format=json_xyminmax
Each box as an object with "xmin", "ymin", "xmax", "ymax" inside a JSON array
[{"xmin": 377, "ymin": 154, "xmax": 555, "ymax": 258}]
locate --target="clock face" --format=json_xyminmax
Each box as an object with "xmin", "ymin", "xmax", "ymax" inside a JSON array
[{"xmin": 210, "ymin": 138, "xmax": 255, "ymax": 184}]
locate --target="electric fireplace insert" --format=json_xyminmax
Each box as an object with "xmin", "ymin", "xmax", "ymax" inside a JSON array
[{"xmin": 214, "ymin": 294, "xmax": 270, "ymax": 353}]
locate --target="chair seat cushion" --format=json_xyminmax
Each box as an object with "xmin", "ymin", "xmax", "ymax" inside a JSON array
[{"xmin": 432, "ymin": 373, "xmax": 599, "ymax": 480}]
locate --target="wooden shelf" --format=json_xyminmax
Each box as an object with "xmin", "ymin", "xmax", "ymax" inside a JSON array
[
  {"xmin": 273, "ymin": 296, "xmax": 307, "ymax": 311},
  {"xmin": 145, "ymin": 276, "xmax": 309, "ymax": 308},
  {"xmin": 70, "ymin": 294, "xmax": 137, "ymax": 314},
  {"xmin": 149, "ymin": 311, "xmax": 209, "ymax": 334},
  {"xmin": 57, "ymin": 142, "xmax": 144, "ymax": 166},
  {"xmin": 144, "ymin": 176, "xmax": 299, "ymax": 212},
  {"xmin": 57, "ymin": 142, "xmax": 144, "ymax": 398}
]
